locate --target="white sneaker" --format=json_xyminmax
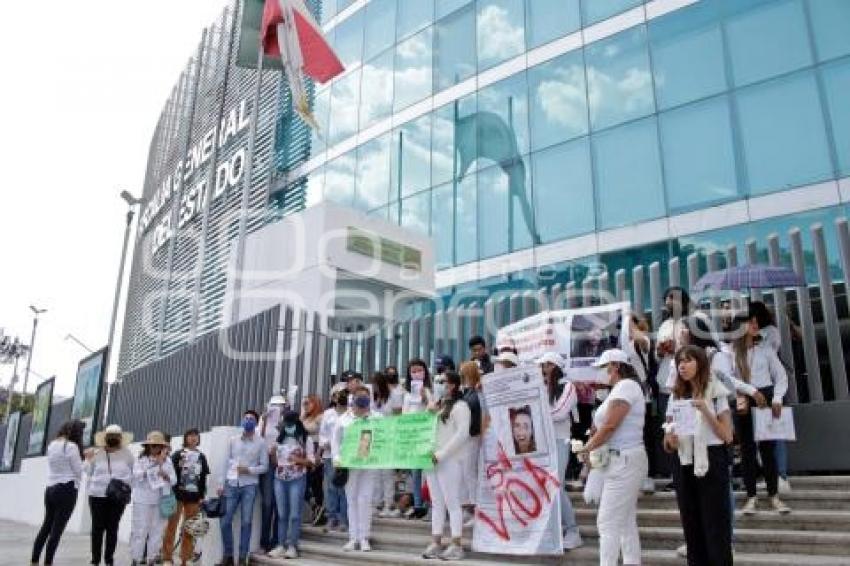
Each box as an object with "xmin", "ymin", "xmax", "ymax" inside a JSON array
[
  {"xmin": 641, "ymin": 477, "xmax": 656, "ymax": 494},
  {"xmin": 387, "ymin": 508, "xmax": 402, "ymax": 518},
  {"xmin": 404, "ymin": 507, "xmax": 416, "ymax": 518},
  {"xmin": 378, "ymin": 509, "xmax": 392, "ymax": 518},
  {"xmin": 778, "ymin": 477, "xmax": 792, "ymax": 494},
  {"xmin": 742, "ymin": 497, "xmax": 758, "ymax": 515},
  {"xmin": 676, "ymin": 543, "xmax": 687, "ymax": 557},
  {"xmin": 563, "ymin": 530, "xmax": 583, "ymax": 550},
  {"xmin": 422, "ymin": 542, "xmax": 443, "ymax": 559},
  {"xmin": 772, "ymin": 496, "xmax": 791, "ymax": 514},
  {"xmin": 285, "ymin": 546, "xmax": 298, "ymax": 559},
  {"xmin": 360, "ymin": 538, "xmax": 372, "ymax": 552},
  {"xmin": 439, "ymin": 543, "xmax": 465, "ymax": 560},
  {"xmin": 267, "ymin": 546, "xmax": 287, "ymax": 558},
  {"xmin": 342, "ymin": 540, "xmax": 359, "ymax": 552}
]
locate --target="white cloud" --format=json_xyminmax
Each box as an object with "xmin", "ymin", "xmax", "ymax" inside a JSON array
[{"xmin": 477, "ymin": 4, "xmax": 524, "ymax": 63}]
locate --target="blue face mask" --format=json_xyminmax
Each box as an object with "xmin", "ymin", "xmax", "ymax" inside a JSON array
[
  {"xmin": 242, "ymin": 418, "xmax": 257, "ymax": 432},
  {"xmin": 283, "ymin": 424, "xmax": 296, "ymax": 435},
  {"xmin": 354, "ymin": 396, "xmax": 371, "ymax": 409}
]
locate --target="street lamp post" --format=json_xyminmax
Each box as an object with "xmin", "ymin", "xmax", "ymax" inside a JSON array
[
  {"xmin": 65, "ymin": 333, "xmax": 94, "ymax": 354},
  {"xmin": 107, "ymin": 190, "xmax": 142, "ymax": 373},
  {"xmin": 21, "ymin": 305, "xmax": 46, "ymax": 403}
]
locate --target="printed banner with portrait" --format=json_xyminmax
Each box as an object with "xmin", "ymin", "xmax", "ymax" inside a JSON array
[
  {"xmin": 472, "ymin": 365, "xmax": 563, "ymax": 555},
  {"xmin": 1, "ymin": 411, "xmax": 22, "ymax": 472},
  {"xmin": 339, "ymin": 412, "xmax": 436, "ymax": 470},
  {"xmin": 27, "ymin": 377, "xmax": 55, "ymax": 456},
  {"xmin": 70, "ymin": 347, "xmax": 108, "ymax": 448}
]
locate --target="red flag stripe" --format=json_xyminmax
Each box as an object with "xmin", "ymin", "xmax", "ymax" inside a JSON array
[{"xmin": 291, "ymin": 8, "xmax": 344, "ymax": 83}]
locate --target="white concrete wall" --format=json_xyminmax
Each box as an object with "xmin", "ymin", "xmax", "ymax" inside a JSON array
[{"xmin": 0, "ymin": 426, "xmax": 265, "ymax": 565}]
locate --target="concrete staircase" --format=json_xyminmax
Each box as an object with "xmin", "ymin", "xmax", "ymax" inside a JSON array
[{"xmin": 252, "ymin": 476, "xmax": 850, "ymax": 565}]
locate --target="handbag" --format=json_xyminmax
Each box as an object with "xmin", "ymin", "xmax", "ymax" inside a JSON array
[
  {"xmin": 331, "ymin": 467, "xmax": 349, "ymax": 488},
  {"xmin": 202, "ymin": 497, "xmax": 225, "ymax": 518},
  {"xmin": 159, "ymin": 491, "xmax": 177, "ymax": 518},
  {"xmin": 105, "ymin": 452, "xmax": 132, "ymax": 506}
]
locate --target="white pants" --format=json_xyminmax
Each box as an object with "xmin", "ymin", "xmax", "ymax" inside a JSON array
[
  {"xmin": 426, "ymin": 457, "xmax": 464, "ymax": 538},
  {"xmin": 378, "ymin": 469, "xmax": 396, "ymax": 508},
  {"xmin": 597, "ymin": 447, "xmax": 648, "ymax": 566},
  {"xmin": 130, "ymin": 501, "xmax": 169, "ymax": 562},
  {"xmin": 461, "ymin": 437, "xmax": 481, "ymax": 506},
  {"xmin": 345, "ymin": 469, "xmax": 377, "ymax": 542}
]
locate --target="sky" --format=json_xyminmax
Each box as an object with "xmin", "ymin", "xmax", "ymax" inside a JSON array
[{"xmin": 0, "ymin": 0, "xmax": 231, "ymax": 398}]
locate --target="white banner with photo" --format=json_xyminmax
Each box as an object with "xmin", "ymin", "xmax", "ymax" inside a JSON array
[
  {"xmin": 472, "ymin": 366, "xmax": 563, "ymax": 555},
  {"xmin": 753, "ymin": 407, "xmax": 796, "ymax": 441},
  {"xmin": 496, "ymin": 302, "xmax": 631, "ymax": 383}
]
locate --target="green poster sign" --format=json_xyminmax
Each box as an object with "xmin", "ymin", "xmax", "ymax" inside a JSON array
[
  {"xmin": 346, "ymin": 227, "xmax": 423, "ymax": 272},
  {"xmin": 339, "ymin": 412, "xmax": 437, "ymax": 470}
]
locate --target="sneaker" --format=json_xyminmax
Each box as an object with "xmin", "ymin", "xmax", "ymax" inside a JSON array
[
  {"xmin": 742, "ymin": 497, "xmax": 758, "ymax": 515},
  {"xmin": 439, "ymin": 543, "xmax": 465, "ymax": 560},
  {"xmin": 387, "ymin": 508, "xmax": 402, "ymax": 518},
  {"xmin": 404, "ymin": 507, "xmax": 417, "ymax": 519},
  {"xmin": 360, "ymin": 539, "xmax": 372, "ymax": 552},
  {"xmin": 563, "ymin": 530, "xmax": 583, "ymax": 550},
  {"xmin": 420, "ymin": 508, "xmax": 432, "ymax": 522},
  {"xmin": 342, "ymin": 540, "xmax": 359, "ymax": 552},
  {"xmin": 267, "ymin": 546, "xmax": 286, "ymax": 559},
  {"xmin": 641, "ymin": 477, "xmax": 656, "ymax": 494},
  {"xmin": 676, "ymin": 544, "xmax": 687, "ymax": 558},
  {"xmin": 771, "ymin": 496, "xmax": 791, "ymax": 514},
  {"xmin": 778, "ymin": 477, "xmax": 792, "ymax": 495},
  {"xmin": 284, "ymin": 546, "xmax": 298, "ymax": 559},
  {"xmin": 422, "ymin": 542, "xmax": 443, "ymax": 559},
  {"xmin": 378, "ymin": 509, "xmax": 392, "ymax": 518},
  {"xmin": 463, "ymin": 516, "xmax": 476, "ymax": 529},
  {"xmin": 323, "ymin": 519, "xmax": 339, "ymax": 533}
]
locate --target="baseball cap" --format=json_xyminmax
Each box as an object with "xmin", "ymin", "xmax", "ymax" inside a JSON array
[{"xmin": 592, "ymin": 348, "xmax": 632, "ymax": 368}]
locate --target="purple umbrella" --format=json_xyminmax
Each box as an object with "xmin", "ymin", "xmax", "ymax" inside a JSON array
[{"xmin": 693, "ymin": 264, "xmax": 806, "ymax": 292}]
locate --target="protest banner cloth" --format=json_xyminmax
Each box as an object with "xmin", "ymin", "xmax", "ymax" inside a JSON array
[
  {"xmin": 669, "ymin": 400, "xmax": 697, "ymax": 437},
  {"xmin": 753, "ymin": 407, "xmax": 797, "ymax": 442},
  {"xmin": 339, "ymin": 412, "xmax": 436, "ymax": 470},
  {"xmin": 496, "ymin": 302, "xmax": 631, "ymax": 383},
  {"xmin": 472, "ymin": 366, "xmax": 564, "ymax": 555}
]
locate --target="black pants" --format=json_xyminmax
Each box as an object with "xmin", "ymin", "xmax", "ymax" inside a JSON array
[
  {"xmin": 673, "ymin": 446, "xmax": 733, "ymax": 566},
  {"xmin": 31, "ymin": 482, "xmax": 78, "ymax": 564},
  {"xmin": 307, "ymin": 463, "xmax": 324, "ymax": 507},
  {"xmin": 568, "ymin": 403, "xmax": 594, "ymax": 479},
  {"xmin": 643, "ymin": 401, "xmax": 663, "ymax": 478},
  {"xmin": 89, "ymin": 496, "xmax": 126, "ymax": 565},
  {"xmin": 735, "ymin": 386, "xmax": 778, "ymax": 497}
]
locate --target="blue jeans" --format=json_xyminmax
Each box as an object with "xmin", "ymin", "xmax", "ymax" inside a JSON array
[
  {"xmin": 412, "ymin": 469, "xmax": 426, "ymax": 508},
  {"xmin": 274, "ymin": 475, "xmax": 307, "ymax": 548},
  {"xmin": 258, "ymin": 469, "xmax": 279, "ymax": 550},
  {"xmin": 556, "ymin": 441, "xmax": 580, "ymax": 536},
  {"xmin": 775, "ymin": 440, "xmax": 788, "ymax": 479},
  {"xmin": 323, "ymin": 458, "xmax": 348, "ymax": 526},
  {"xmin": 220, "ymin": 483, "xmax": 257, "ymax": 560}
]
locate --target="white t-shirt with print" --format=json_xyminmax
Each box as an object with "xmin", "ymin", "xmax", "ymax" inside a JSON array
[{"xmin": 593, "ymin": 379, "xmax": 646, "ymax": 450}]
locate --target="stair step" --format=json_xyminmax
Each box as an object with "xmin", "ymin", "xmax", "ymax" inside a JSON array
[
  {"xmin": 568, "ymin": 489, "xmax": 850, "ymax": 511},
  {"xmin": 250, "ymin": 540, "xmax": 850, "ymax": 566}
]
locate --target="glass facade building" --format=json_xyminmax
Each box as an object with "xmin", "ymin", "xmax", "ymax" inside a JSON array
[{"xmin": 120, "ymin": 0, "xmax": 850, "ymax": 375}]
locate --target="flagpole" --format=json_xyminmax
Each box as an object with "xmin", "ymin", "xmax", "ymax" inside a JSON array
[
  {"xmin": 452, "ymin": 98, "xmax": 459, "ymax": 267},
  {"xmin": 508, "ymin": 95, "xmax": 514, "ymax": 254}
]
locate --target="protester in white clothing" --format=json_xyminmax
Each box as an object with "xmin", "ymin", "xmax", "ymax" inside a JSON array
[
  {"xmin": 319, "ymin": 385, "xmax": 349, "ymax": 532},
  {"xmin": 537, "ymin": 352, "xmax": 583, "ymax": 550},
  {"xmin": 402, "ymin": 359, "xmax": 434, "ymax": 518},
  {"xmin": 332, "ymin": 385, "xmax": 383, "ymax": 552},
  {"xmin": 372, "ymin": 372, "xmax": 401, "ymax": 518},
  {"xmin": 578, "ymin": 349, "xmax": 647, "ymax": 566},
  {"xmin": 130, "ymin": 431, "xmax": 177, "ymax": 566},
  {"xmin": 421, "ymin": 371, "xmax": 470, "ymax": 561},
  {"xmin": 458, "ymin": 361, "xmax": 483, "ymax": 526}
]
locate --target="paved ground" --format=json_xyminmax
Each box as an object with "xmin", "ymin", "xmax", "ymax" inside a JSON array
[{"xmin": 0, "ymin": 519, "xmax": 130, "ymax": 565}]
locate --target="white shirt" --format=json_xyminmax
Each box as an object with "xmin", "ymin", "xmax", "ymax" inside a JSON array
[
  {"xmin": 666, "ymin": 393, "xmax": 730, "ymax": 446},
  {"xmin": 132, "ymin": 455, "xmax": 177, "ymax": 504},
  {"xmin": 318, "ymin": 408, "xmax": 345, "ymax": 456},
  {"xmin": 761, "ymin": 326, "xmax": 781, "ymax": 353},
  {"xmin": 732, "ymin": 343, "xmax": 789, "ymax": 405},
  {"xmin": 402, "ymin": 384, "xmax": 433, "ymax": 414},
  {"xmin": 84, "ymin": 448, "xmax": 134, "ymax": 498},
  {"xmin": 46, "ymin": 439, "xmax": 83, "ymax": 488},
  {"xmin": 550, "ymin": 382, "xmax": 578, "ymax": 441},
  {"xmin": 434, "ymin": 400, "xmax": 471, "ymax": 462},
  {"xmin": 593, "ymin": 379, "xmax": 646, "ymax": 451}
]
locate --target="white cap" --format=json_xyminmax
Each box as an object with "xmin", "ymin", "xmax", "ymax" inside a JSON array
[
  {"xmin": 536, "ymin": 351, "xmax": 565, "ymax": 369},
  {"xmin": 592, "ymin": 348, "xmax": 632, "ymax": 368},
  {"xmin": 268, "ymin": 395, "xmax": 287, "ymax": 406},
  {"xmin": 104, "ymin": 424, "xmax": 123, "ymax": 434},
  {"xmin": 493, "ymin": 350, "xmax": 519, "ymax": 366}
]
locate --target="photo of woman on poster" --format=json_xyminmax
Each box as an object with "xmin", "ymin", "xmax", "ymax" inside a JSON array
[{"xmin": 509, "ymin": 406, "xmax": 536, "ymax": 455}]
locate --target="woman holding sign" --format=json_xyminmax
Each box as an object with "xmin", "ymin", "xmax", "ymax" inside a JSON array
[
  {"xmin": 731, "ymin": 314, "xmax": 791, "ymax": 515},
  {"xmin": 422, "ymin": 370, "xmax": 470, "ymax": 561},
  {"xmin": 402, "ymin": 359, "xmax": 434, "ymax": 519},
  {"xmin": 663, "ymin": 345, "xmax": 733, "ymax": 566}
]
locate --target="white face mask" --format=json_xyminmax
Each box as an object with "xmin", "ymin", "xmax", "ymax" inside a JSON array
[{"xmin": 433, "ymin": 382, "xmax": 446, "ymax": 400}]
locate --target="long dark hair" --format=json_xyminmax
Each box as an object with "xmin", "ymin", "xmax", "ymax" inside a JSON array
[
  {"xmin": 545, "ymin": 364, "xmax": 566, "ymax": 405},
  {"xmin": 56, "ymin": 420, "xmax": 85, "ymax": 458},
  {"xmin": 673, "ymin": 345, "xmax": 711, "ymax": 399},
  {"xmin": 276, "ymin": 414, "xmax": 308, "ymax": 445},
  {"xmin": 405, "ymin": 358, "xmax": 432, "ymax": 392},
  {"xmin": 371, "ymin": 372, "xmax": 390, "ymax": 405},
  {"xmin": 662, "ymin": 286, "xmax": 692, "ymax": 320},
  {"xmin": 439, "ymin": 371, "xmax": 463, "ymax": 423},
  {"xmin": 682, "ymin": 315, "xmax": 719, "ymax": 351}
]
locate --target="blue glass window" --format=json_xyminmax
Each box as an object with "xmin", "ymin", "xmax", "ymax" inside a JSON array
[
  {"xmin": 478, "ymin": 158, "xmax": 535, "ymax": 259},
  {"xmin": 363, "ymin": 0, "xmax": 397, "ymax": 61},
  {"xmin": 309, "ymin": 87, "xmax": 331, "ymax": 155},
  {"xmin": 532, "ymin": 138, "xmax": 595, "ymax": 243},
  {"xmin": 355, "ymin": 133, "xmax": 392, "ymax": 211},
  {"xmin": 397, "ymin": 0, "xmax": 434, "ymax": 41},
  {"xmin": 455, "ymin": 171, "xmax": 478, "ymax": 264},
  {"xmin": 359, "ymin": 50, "xmax": 394, "ymax": 129},
  {"xmin": 431, "ymin": 182, "xmax": 455, "ymax": 267},
  {"xmin": 581, "ymin": 0, "xmax": 642, "ymax": 26},
  {"xmin": 526, "ymin": 0, "xmax": 580, "ymax": 49},
  {"xmin": 322, "ymin": 0, "xmax": 339, "ymax": 22},
  {"xmin": 324, "ymin": 151, "xmax": 356, "ymax": 206},
  {"xmin": 432, "ymin": 94, "xmax": 477, "ymax": 186},
  {"xmin": 476, "ymin": 0, "xmax": 526, "ymax": 71},
  {"xmin": 437, "ymin": 0, "xmax": 472, "ymax": 19},
  {"xmin": 736, "ymin": 71, "xmax": 832, "ymax": 195},
  {"xmin": 659, "ymin": 95, "xmax": 738, "ymax": 213},
  {"xmin": 476, "ymin": 72, "xmax": 530, "ymax": 165},
  {"xmin": 394, "ymin": 26, "xmax": 433, "ymax": 112},
  {"xmin": 724, "ymin": 0, "xmax": 812, "ymax": 87},
  {"xmin": 809, "ymin": 0, "xmax": 850, "ymax": 62},
  {"xmin": 434, "ymin": 4, "xmax": 476, "ymax": 91},
  {"xmin": 401, "ymin": 189, "xmax": 432, "ymax": 236},
  {"xmin": 305, "ymin": 166, "xmax": 325, "ymax": 207},
  {"xmin": 391, "ymin": 113, "xmax": 432, "ymax": 199},
  {"xmin": 585, "ymin": 26, "xmax": 655, "ymax": 131},
  {"xmin": 333, "ymin": 7, "xmax": 364, "ymax": 68},
  {"xmin": 821, "ymin": 59, "xmax": 850, "ymax": 176},
  {"xmin": 328, "ymin": 69, "xmax": 361, "ymax": 144},
  {"xmin": 592, "ymin": 117, "xmax": 665, "ymax": 229},
  {"xmin": 528, "ymin": 50, "xmax": 588, "ymax": 151},
  {"xmin": 649, "ymin": 1, "xmax": 727, "ymax": 110}
]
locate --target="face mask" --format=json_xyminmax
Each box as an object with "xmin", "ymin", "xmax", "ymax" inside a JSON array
[
  {"xmin": 596, "ymin": 389, "xmax": 609, "ymax": 402},
  {"xmin": 433, "ymin": 382, "xmax": 446, "ymax": 399},
  {"xmin": 354, "ymin": 396, "xmax": 371, "ymax": 409},
  {"xmin": 106, "ymin": 437, "xmax": 121, "ymax": 448},
  {"xmin": 410, "ymin": 371, "xmax": 425, "ymax": 381},
  {"xmin": 284, "ymin": 424, "xmax": 296, "ymax": 435},
  {"xmin": 242, "ymin": 418, "xmax": 257, "ymax": 433}
]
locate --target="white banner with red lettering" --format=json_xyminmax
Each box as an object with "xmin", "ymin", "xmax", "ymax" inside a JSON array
[{"xmin": 472, "ymin": 365, "xmax": 563, "ymax": 555}]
